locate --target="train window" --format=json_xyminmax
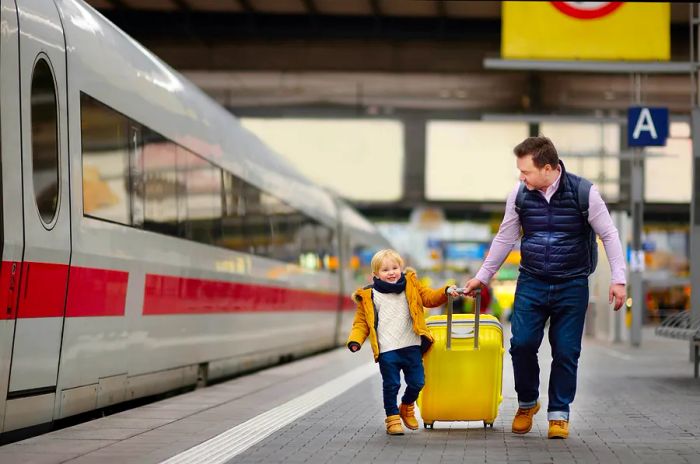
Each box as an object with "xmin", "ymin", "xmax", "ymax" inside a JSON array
[
  {"xmin": 242, "ymin": 183, "xmax": 272, "ymax": 256},
  {"xmin": 142, "ymin": 129, "xmax": 180, "ymax": 236},
  {"xmin": 31, "ymin": 58, "xmax": 59, "ymax": 225},
  {"xmin": 76, "ymin": 94, "xmax": 339, "ymax": 272},
  {"xmin": 264, "ymin": 194, "xmax": 301, "ymax": 264},
  {"xmin": 221, "ymin": 172, "xmax": 248, "ymax": 252},
  {"xmin": 129, "ymin": 125, "xmax": 145, "ymax": 228},
  {"xmin": 80, "ymin": 94, "xmax": 131, "ymax": 225},
  {"xmin": 180, "ymin": 148, "xmax": 223, "ymax": 245}
]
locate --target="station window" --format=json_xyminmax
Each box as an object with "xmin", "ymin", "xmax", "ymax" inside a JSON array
[{"xmin": 31, "ymin": 58, "xmax": 60, "ymax": 224}]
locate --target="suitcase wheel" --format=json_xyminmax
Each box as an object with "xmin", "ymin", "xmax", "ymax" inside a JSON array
[
  {"xmin": 424, "ymin": 422, "xmax": 434, "ymax": 429},
  {"xmin": 483, "ymin": 421, "xmax": 494, "ymax": 428}
]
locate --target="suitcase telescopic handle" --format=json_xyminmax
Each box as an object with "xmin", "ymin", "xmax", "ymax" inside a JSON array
[{"xmin": 446, "ymin": 287, "xmax": 481, "ymax": 351}]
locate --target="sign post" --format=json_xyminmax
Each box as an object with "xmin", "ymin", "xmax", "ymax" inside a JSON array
[{"xmin": 627, "ymin": 104, "xmax": 668, "ymax": 346}]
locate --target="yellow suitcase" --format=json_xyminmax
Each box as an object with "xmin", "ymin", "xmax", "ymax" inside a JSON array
[{"xmin": 418, "ymin": 289, "xmax": 504, "ymax": 428}]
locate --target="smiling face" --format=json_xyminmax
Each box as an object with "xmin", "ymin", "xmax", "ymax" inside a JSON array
[
  {"xmin": 517, "ymin": 154, "xmax": 556, "ymax": 191},
  {"xmin": 374, "ymin": 257, "xmax": 402, "ymax": 283}
]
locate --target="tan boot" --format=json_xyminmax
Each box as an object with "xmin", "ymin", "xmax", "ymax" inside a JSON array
[
  {"xmin": 399, "ymin": 403, "xmax": 419, "ymax": 430},
  {"xmin": 385, "ymin": 414, "xmax": 404, "ymax": 435},
  {"xmin": 511, "ymin": 402, "xmax": 540, "ymax": 434},
  {"xmin": 548, "ymin": 420, "xmax": 569, "ymax": 439}
]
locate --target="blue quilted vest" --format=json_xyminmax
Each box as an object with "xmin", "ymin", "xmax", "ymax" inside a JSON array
[{"xmin": 515, "ymin": 162, "xmax": 597, "ymax": 282}]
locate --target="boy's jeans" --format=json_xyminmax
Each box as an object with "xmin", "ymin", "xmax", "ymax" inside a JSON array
[
  {"xmin": 378, "ymin": 345, "xmax": 424, "ymax": 416},
  {"xmin": 509, "ymin": 272, "xmax": 589, "ymax": 421}
]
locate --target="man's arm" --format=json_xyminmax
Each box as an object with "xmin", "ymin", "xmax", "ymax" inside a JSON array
[
  {"xmin": 471, "ymin": 185, "xmax": 522, "ymax": 287},
  {"xmin": 587, "ymin": 185, "xmax": 627, "ymax": 310}
]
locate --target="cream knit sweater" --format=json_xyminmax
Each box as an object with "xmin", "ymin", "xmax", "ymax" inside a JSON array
[{"xmin": 373, "ymin": 290, "xmax": 420, "ymax": 353}]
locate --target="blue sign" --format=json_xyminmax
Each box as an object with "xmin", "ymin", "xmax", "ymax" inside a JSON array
[
  {"xmin": 627, "ymin": 107, "xmax": 668, "ymax": 147},
  {"xmin": 445, "ymin": 243, "xmax": 486, "ymax": 260}
]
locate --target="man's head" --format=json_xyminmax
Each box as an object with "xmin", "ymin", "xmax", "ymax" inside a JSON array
[{"xmin": 514, "ymin": 136, "xmax": 560, "ymax": 190}]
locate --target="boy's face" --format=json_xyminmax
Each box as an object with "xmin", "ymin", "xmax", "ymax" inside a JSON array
[{"xmin": 374, "ymin": 258, "xmax": 402, "ymax": 284}]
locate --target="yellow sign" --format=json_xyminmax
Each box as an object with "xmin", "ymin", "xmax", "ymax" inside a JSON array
[{"xmin": 502, "ymin": 2, "xmax": 670, "ymax": 61}]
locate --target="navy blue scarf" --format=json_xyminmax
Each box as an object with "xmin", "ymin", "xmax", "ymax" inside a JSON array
[{"xmin": 373, "ymin": 274, "xmax": 407, "ymax": 294}]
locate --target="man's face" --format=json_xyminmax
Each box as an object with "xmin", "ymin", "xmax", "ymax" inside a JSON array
[{"xmin": 517, "ymin": 154, "xmax": 554, "ymax": 191}]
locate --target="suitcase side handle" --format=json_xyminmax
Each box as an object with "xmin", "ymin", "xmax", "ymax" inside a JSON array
[{"xmin": 446, "ymin": 287, "xmax": 481, "ymax": 351}]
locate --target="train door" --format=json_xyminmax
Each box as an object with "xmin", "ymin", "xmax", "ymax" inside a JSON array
[{"xmin": 4, "ymin": 0, "xmax": 70, "ymax": 431}]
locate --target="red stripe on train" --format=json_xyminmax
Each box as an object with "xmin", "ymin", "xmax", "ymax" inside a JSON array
[
  {"xmin": 0, "ymin": 261, "xmax": 20, "ymax": 320},
  {"xmin": 16, "ymin": 262, "xmax": 69, "ymax": 318},
  {"xmin": 0, "ymin": 261, "xmax": 128, "ymax": 319},
  {"xmin": 66, "ymin": 266, "xmax": 128, "ymax": 317},
  {"xmin": 143, "ymin": 274, "xmax": 340, "ymax": 315}
]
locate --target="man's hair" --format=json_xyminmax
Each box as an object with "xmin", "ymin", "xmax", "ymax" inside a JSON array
[
  {"xmin": 371, "ymin": 249, "xmax": 404, "ymax": 274},
  {"xmin": 513, "ymin": 136, "xmax": 559, "ymax": 169}
]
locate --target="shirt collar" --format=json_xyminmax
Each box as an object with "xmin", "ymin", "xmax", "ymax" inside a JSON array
[{"xmin": 540, "ymin": 167, "xmax": 562, "ymax": 196}]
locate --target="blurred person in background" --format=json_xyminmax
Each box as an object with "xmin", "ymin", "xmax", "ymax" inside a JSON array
[{"xmin": 463, "ymin": 136, "xmax": 626, "ymax": 439}]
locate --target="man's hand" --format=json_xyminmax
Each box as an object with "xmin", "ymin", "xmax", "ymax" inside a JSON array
[
  {"xmin": 609, "ymin": 284, "xmax": 626, "ymax": 311},
  {"xmin": 463, "ymin": 278, "xmax": 483, "ymax": 297},
  {"xmin": 348, "ymin": 342, "xmax": 361, "ymax": 353}
]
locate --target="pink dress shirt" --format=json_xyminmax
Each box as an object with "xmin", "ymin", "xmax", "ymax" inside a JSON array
[{"xmin": 475, "ymin": 170, "xmax": 627, "ymax": 286}]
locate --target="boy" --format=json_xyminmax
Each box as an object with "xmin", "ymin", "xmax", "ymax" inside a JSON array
[{"xmin": 347, "ymin": 249, "xmax": 458, "ymax": 435}]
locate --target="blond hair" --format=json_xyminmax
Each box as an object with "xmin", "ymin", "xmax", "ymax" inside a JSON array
[{"xmin": 371, "ymin": 249, "xmax": 405, "ymax": 274}]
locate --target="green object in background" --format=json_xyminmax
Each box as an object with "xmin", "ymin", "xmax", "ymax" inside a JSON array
[{"xmin": 495, "ymin": 266, "xmax": 518, "ymax": 281}]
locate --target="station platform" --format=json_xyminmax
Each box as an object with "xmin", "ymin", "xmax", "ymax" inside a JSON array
[{"xmin": 1, "ymin": 326, "xmax": 698, "ymax": 464}]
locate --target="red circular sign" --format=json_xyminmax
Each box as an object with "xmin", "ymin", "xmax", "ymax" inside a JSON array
[{"xmin": 550, "ymin": 2, "xmax": 623, "ymax": 20}]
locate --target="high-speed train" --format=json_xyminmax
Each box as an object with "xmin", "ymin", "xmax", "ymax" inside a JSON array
[{"xmin": 0, "ymin": 0, "xmax": 389, "ymax": 434}]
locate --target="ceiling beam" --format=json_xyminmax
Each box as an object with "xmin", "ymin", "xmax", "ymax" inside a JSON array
[
  {"xmin": 171, "ymin": 0, "xmax": 191, "ymax": 12},
  {"xmin": 238, "ymin": 0, "xmax": 256, "ymax": 13},
  {"xmin": 368, "ymin": 0, "xmax": 382, "ymax": 17},
  {"xmin": 104, "ymin": 0, "xmax": 127, "ymax": 8},
  {"xmin": 301, "ymin": 0, "xmax": 318, "ymax": 15}
]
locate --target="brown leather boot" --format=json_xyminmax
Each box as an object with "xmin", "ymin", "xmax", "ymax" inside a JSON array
[
  {"xmin": 511, "ymin": 402, "xmax": 540, "ymax": 434},
  {"xmin": 399, "ymin": 403, "xmax": 419, "ymax": 430},
  {"xmin": 548, "ymin": 419, "xmax": 569, "ymax": 439},
  {"xmin": 385, "ymin": 415, "xmax": 404, "ymax": 435}
]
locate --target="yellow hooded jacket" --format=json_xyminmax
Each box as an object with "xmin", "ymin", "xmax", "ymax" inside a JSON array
[{"xmin": 346, "ymin": 268, "xmax": 449, "ymax": 362}]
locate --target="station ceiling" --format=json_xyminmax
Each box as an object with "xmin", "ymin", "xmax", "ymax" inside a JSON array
[{"xmin": 85, "ymin": 1, "xmax": 695, "ymax": 116}]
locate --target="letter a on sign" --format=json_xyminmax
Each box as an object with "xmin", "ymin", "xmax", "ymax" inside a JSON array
[{"xmin": 627, "ymin": 107, "xmax": 668, "ymax": 147}]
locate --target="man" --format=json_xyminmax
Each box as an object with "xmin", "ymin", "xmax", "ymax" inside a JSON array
[{"xmin": 464, "ymin": 136, "xmax": 626, "ymax": 439}]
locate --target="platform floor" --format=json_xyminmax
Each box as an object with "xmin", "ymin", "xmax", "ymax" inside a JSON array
[{"xmin": 1, "ymin": 326, "xmax": 699, "ymax": 464}]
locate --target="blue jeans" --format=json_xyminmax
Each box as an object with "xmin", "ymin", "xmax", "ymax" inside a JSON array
[
  {"xmin": 510, "ymin": 272, "xmax": 589, "ymax": 421},
  {"xmin": 377, "ymin": 345, "xmax": 425, "ymax": 416}
]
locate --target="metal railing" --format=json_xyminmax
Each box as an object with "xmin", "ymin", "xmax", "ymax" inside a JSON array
[{"xmin": 654, "ymin": 311, "xmax": 700, "ymax": 378}]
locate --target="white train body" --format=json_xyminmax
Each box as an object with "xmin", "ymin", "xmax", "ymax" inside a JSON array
[{"xmin": 0, "ymin": 0, "xmax": 388, "ymax": 433}]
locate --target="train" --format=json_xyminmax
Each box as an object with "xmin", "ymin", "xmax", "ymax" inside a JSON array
[{"xmin": 0, "ymin": 0, "xmax": 389, "ymax": 434}]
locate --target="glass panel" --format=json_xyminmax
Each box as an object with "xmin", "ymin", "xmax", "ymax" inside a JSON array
[
  {"xmin": 241, "ymin": 118, "xmax": 403, "ymax": 201},
  {"xmin": 80, "ymin": 94, "xmax": 131, "ymax": 225},
  {"xmin": 264, "ymin": 194, "xmax": 301, "ymax": 264},
  {"xmin": 221, "ymin": 171, "xmax": 248, "ymax": 251},
  {"xmin": 31, "ymin": 58, "xmax": 59, "ymax": 223},
  {"xmin": 180, "ymin": 148, "xmax": 223, "ymax": 245},
  {"xmin": 242, "ymin": 182, "xmax": 272, "ymax": 256},
  {"xmin": 646, "ymin": 122, "xmax": 692, "ymax": 203},
  {"xmin": 142, "ymin": 129, "xmax": 180, "ymax": 236},
  {"xmin": 426, "ymin": 121, "xmax": 529, "ymax": 201},
  {"xmin": 539, "ymin": 123, "xmax": 620, "ymax": 201}
]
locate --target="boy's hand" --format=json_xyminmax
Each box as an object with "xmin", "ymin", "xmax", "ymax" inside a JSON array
[
  {"xmin": 446, "ymin": 285, "xmax": 460, "ymax": 297},
  {"xmin": 348, "ymin": 342, "xmax": 361, "ymax": 352}
]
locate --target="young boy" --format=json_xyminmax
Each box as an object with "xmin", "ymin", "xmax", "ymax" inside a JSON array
[{"xmin": 347, "ymin": 249, "xmax": 458, "ymax": 435}]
